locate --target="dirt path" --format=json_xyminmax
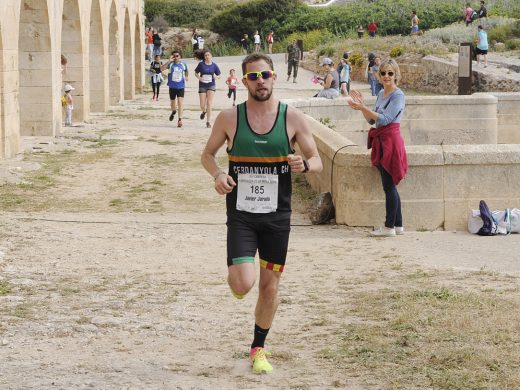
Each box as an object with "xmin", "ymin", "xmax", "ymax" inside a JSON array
[{"xmin": 1, "ymin": 54, "xmax": 519, "ymax": 390}]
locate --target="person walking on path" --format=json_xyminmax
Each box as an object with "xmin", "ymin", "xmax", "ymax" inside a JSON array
[
  {"xmin": 192, "ymin": 29, "xmax": 199, "ymax": 52},
  {"xmin": 478, "ymin": 1, "xmax": 488, "ymax": 25},
  {"xmin": 476, "ymin": 25, "xmax": 489, "ymax": 67},
  {"xmin": 348, "ymin": 59, "xmax": 407, "ymax": 237},
  {"xmin": 149, "ymin": 55, "xmax": 164, "ymax": 101},
  {"xmin": 226, "ymin": 68, "xmax": 238, "ymax": 106},
  {"xmin": 411, "ymin": 11, "xmax": 420, "ymax": 35},
  {"xmin": 241, "ymin": 34, "xmax": 250, "ymax": 55},
  {"xmin": 368, "ymin": 21, "xmax": 378, "ymax": 38},
  {"xmin": 201, "ymin": 52, "xmax": 323, "ymax": 374},
  {"xmin": 266, "ymin": 31, "xmax": 274, "ymax": 54},
  {"xmin": 162, "ymin": 50, "xmax": 189, "ymax": 127},
  {"xmin": 373, "ymin": 56, "xmax": 383, "ymax": 96},
  {"xmin": 152, "ymin": 29, "xmax": 162, "ymax": 57},
  {"xmin": 194, "ymin": 50, "xmax": 221, "ymax": 128},
  {"xmin": 145, "ymin": 27, "xmax": 154, "ymax": 60},
  {"xmin": 254, "ymin": 31, "xmax": 261, "ymax": 53},
  {"xmin": 367, "ymin": 54, "xmax": 378, "ymax": 96},
  {"xmin": 63, "ymin": 84, "xmax": 74, "ymax": 127},
  {"xmin": 464, "ymin": 3, "xmax": 475, "ymax": 26},
  {"xmin": 285, "ymin": 40, "xmax": 300, "ymax": 83},
  {"xmin": 357, "ymin": 24, "xmax": 365, "ymax": 38},
  {"xmin": 338, "ymin": 55, "xmax": 351, "ymax": 96}
]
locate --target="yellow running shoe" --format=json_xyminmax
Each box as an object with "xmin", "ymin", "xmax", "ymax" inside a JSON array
[
  {"xmin": 229, "ymin": 286, "xmax": 246, "ymax": 299},
  {"xmin": 250, "ymin": 347, "xmax": 273, "ymax": 374}
]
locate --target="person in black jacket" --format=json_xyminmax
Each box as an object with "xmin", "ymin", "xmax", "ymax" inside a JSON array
[
  {"xmin": 478, "ymin": 1, "xmax": 487, "ymax": 25},
  {"xmin": 152, "ymin": 29, "xmax": 162, "ymax": 57}
]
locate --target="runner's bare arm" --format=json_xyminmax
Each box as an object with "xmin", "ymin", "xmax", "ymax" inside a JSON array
[
  {"xmin": 201, "ymin": 110, "xmax": 237, "ymax": 195},
  {"xmin": 286, "ymin": 107, "xmax": 323, "ymax": 174}
]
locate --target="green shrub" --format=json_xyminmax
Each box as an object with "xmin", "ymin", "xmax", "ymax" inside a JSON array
[
  {"xmin": 209, "ymin": 0, "xmax": 303, "ymax": 41},
  {"xmin": 207, "ymin": 39, "xmax": 244, "ymax": 57},
  {"xmin": 273, "ymin": 29, "xmax": 335, "ymax": 53},
  {"xmin": 505, "ymin": 38, "xmax": 520, "ymax": 50},
  {"xmin": 348, "ymin": 52, "xmax": 364, "ymax": 67},
  {"xmin": 146, "ymin": 0, "xmax": 235, "ymax": 28},
  {"xmin": 390, "ymin": 46, "xmax": 404, "ymax": 58}
]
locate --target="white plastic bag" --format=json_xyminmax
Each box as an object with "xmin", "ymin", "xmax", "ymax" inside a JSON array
[{"xmin": 468, "ymin": 208, "xmax": 520, "ymax": 234}]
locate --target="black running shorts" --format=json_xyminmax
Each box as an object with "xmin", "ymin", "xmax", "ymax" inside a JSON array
[
  {"xmin": 169, "ymin": 88, "xmax": 185, "ymax": 100},
  {"xmin": 226, "ymin": 212, "xmax": 290, "ymax": 272}
]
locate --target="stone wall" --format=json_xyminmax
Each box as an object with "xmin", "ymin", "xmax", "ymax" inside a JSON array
[
  {"xmin": 300, "ymin": 117, "xmax": 520, "ymax": 231},
  {"xmin": 288, "ymin": 94, "xmax": 500, "ymax": 147},
  {"xmin": 286, "ymin": 94, "xmax": 520, "ymax": 231}
]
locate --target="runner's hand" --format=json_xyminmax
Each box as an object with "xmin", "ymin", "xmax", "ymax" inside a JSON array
[
  {"xmin": 287, "ymin": 154, "xmax": 305, "ymax": 173},
  {"xmin": 215, "ymin": 173, "xmax": 236, "ymax": 195}
]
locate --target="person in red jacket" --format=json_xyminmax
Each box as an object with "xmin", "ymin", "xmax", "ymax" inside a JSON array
[
  {"xmin": 368, "ymin": 20, "xmax": 378, "ymax": 38},
  {"xmin": 348, "ymin": 59, "xmax": 407, "ymax": 237}
]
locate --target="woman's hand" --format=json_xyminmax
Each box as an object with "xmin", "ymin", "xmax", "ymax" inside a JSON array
[{"xmin": 348, "ymin": 89, "xmax": 365, "ymax": 110}]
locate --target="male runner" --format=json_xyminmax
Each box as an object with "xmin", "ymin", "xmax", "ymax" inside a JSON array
[
  {"xmin": 162, "ymin": 50, "xmax": 188, "ymax": 127},
  {"xmin": 201, "ymin": 53, "xmax": 323, "ymax": 374}
]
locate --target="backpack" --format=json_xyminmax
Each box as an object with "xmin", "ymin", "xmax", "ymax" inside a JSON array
[
  {"xmin": 471, "ymin": 10, "xmax": 478, "ymax": 21},
  {"xmin": 480, "ymin": 6, "xmax": 487, "ymax": 17},
  {"xmin": 477, "ymin": 200, "xmax": 498, "ymax": 236},
  {"xmin": 61, "ymin": 95, "xmax": 67, "ymax": 107}
]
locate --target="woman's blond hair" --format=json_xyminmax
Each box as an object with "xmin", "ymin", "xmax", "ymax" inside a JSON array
[{"xmin": 377, "ymin": 59, "xmax": 401, "ymax": 85}]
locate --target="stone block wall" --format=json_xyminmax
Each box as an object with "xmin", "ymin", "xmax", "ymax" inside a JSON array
[{"xmin": 287, "ymin": 94, "xmax": 500, "ymax": 147}]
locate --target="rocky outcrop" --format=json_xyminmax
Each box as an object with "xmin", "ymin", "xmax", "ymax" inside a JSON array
[{"xmin": 160, "ymin": 28, "xmax": 221, "ymax": 56}]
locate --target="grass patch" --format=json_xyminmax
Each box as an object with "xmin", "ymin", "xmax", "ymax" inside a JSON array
[
  {"xmin": 86, "ymin": 138, "xmax": 120, "ymax": 149},
  {"xmin": 140, "ymin": 154, "xmax": 178, "ymax": 167},
  {"xmin": 318, "ymin": 271, "xmax": 520, "ymax": 389},
  {"xmin": 0, "ymin": 281, "xmax": 11, "ymax": 295},
  {"xmin": 109, "ymin": 198, "xmax": 126, "ymax": 207}
]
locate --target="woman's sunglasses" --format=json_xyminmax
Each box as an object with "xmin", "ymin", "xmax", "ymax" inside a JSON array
[
  {"xmin": 243, "ymin": 70, "xmax": 276, "ymax": 81},
  {"xmin": 379, "ymin": 71, "xmax": 394, "ymax": 77}
]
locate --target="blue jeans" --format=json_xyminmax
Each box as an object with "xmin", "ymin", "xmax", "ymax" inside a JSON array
[
  {"xmin": 378, "ymin": 166, "xmax": 402, "ymax": 228},
  {"xmin": 369, "ymin": 77, "xmax": 378, "ymax": 96}
]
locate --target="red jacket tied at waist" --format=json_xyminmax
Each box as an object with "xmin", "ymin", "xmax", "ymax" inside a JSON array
[{"xmin": 367, "ymin": 122, "xmax": 408, "ymax": 185}]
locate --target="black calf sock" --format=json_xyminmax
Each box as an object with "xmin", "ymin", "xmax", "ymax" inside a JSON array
[{"xmin": 251, "ymin": 324, "xmax": 270, "ymax": 349}]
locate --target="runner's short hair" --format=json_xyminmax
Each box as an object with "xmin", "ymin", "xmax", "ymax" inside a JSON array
[{"xmin": 241, "ymin": 53, "xmax": 274, "ymax": 75}]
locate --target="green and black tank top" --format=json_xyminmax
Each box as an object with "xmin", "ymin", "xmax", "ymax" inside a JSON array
[{"xmin": 226, "ymin": 102, "xmax": 294, "ymax": 217}]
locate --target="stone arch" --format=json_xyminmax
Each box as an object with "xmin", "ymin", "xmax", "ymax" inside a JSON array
[
  {"xmin": 62, "ymin": 0, "xmax": 84, "ymax": 123},
  {"xmin": 0, "ymin": 31, "xmax": 4, "ymax": 159},
  {"xmin": 123, "ymin": 9, "xmax": 133, "ymax": 100},
  {"xmin": 19, "ymin": 0, "xmax": 53, "ymax": 136},
  {"xmin": 134, "ymin": 13, "xmax": 143, "ymax": 93},
  {"xmin": 108, "ymin": 0, "xmax": 121, "ymax": 105},
  {"xmin": 89, "ymin": 0, "xmax": 105, "ymax": 112}
]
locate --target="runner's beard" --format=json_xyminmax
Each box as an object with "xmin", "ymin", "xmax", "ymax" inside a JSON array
[{"xmin": 250, "ymin": 86, "xmax": 272, "ymax": 101}]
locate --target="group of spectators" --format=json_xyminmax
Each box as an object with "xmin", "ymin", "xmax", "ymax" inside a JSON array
[{"xmin": 240, "ymin": 31, "xmax": 275, "ymax": 54}]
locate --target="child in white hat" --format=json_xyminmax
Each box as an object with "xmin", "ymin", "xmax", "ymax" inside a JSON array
[{"xmin": 63, "ymin": 84, "xmax": 75, "ymax": 126}]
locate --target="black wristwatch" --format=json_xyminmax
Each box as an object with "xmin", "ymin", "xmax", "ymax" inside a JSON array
[{"xmin": 302, "ymin": 160, "xmax": 309, "ymax": 173}]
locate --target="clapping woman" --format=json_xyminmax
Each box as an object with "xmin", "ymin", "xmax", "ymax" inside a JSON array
[{"xmin": 348, "ymin": 59, "xmax": 408, "ymax": 237}]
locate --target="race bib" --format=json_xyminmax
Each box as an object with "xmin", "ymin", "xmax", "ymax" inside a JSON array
[
  {"xmin": 172, "ymin": 69, "xmax": 183, "ymax": 82},
  {"xmin": 236, "ymin": 173, "xmax": 278, "ymax": 213},
  {"xmin": 230, "ymin": 79, "xmax": 237, "ymax": 86},
  {"xmin": 201, "ymin": 74, "xmax": 213, "ymax": 83}
]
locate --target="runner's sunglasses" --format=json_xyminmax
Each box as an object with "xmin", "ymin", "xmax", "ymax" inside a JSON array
[{"xmin": 243, "ymin": 70, "xmax": 276, "ymax": 81}]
